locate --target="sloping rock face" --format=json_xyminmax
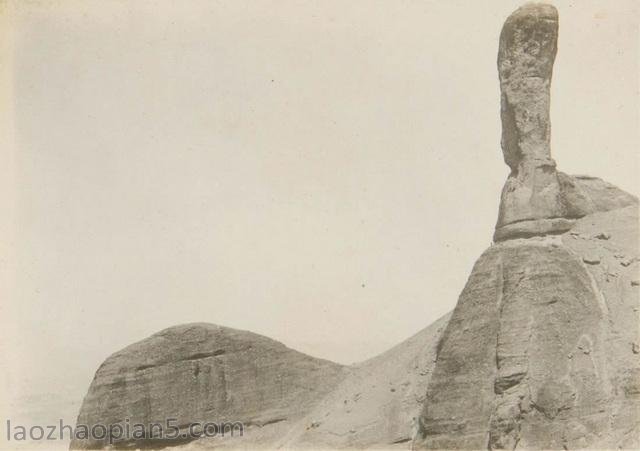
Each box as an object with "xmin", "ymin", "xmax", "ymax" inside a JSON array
[
  {"xmin": 177, "ymin": 314, "xmax": 451, "ymax": 450},
  {"xmin": 73, "ymin": 4, "xmax": 638, "ymax": 450},
  {"xmin": 573, "ymin": 175, "xmax": 639, "ymax": 212},
  {"xmin": 279, "ymin": 313, "xmax": 451, "ymax": 449},
  {"xmin": 414, "ymin": 3, "xmax": 640, "ymax": 448},
  {"xmin": 71, "ymin": 324, "xmax": 346, "ymax": 449}
]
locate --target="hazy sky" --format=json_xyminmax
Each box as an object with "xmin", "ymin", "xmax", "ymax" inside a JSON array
[{"xmin": 1, "ymin": 0, "xmax": 638, "ymax": 424}]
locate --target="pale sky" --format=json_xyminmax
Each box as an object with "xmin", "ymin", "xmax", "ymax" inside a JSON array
[{"xmin": 1, "ymin": 0, "xmax": 638, "ymax": 426}]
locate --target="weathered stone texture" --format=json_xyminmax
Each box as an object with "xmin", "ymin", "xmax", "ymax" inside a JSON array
[
  {"xmin": 494, "ymin": 4, "xmax": 594, "ymax": 241},
  {"xmin": 414, "ymin": 6, "xmax": 639, "ymax": 446},
  {"xmin": 415, "ymin": 205, "xmax": 639, "ymax": 449},
  {"xmin": 71, "ymin": 324, "xmax": 346, "ymax": 449},
  {"xmin": 72, "ymin": 4, "xmax": 639, "ymax": 450},
  {"xmin": 279, "ymin": 313, "xmax": 451, "ymax": 449}
]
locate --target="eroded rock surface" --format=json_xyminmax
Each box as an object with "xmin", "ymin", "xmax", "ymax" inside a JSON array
[
  {"xmin": 414, "ymin": 204, "xmax": 639, "ymax": 449},
  {"xmin": 71, "ymin": 324, "xmax": 346, "ymax": 449},
  {"xmin": 174, "ymin": 314, "xmax": 451, "ymax": 450},
  {"xmin": 278, "ymin": 313, "xmax": 451, "ymax": 449},
  {"xmin": 495, "ymin": 4, "xmax": 594, "ymax": 241},
  {"xmin": 414, "ymin": 3, "xmax": 639, "ymax": 449},
  {"xmin": 494, "ymin": 173, "xmax": 637, "ymax": 242},
  {"xmin": 72, "ymin": 3, "xmax": 639, "ymax": 450},
  {"xmin": 72, "ymin": 319, "xmax": 453, "ymax": 451}
]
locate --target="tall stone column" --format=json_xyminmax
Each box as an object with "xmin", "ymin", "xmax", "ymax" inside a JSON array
[{"xmin": 494, "ymin": 3, "xmax": 593, "ymax": 242}]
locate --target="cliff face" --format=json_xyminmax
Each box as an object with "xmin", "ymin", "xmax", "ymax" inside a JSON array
[
  {"xmin": 414, "ymin": 204, "xmax": 639, "ymax": 449},
  {"xmin": 70, "ymin": 324, "xmax": 346, "ymax": 449}
]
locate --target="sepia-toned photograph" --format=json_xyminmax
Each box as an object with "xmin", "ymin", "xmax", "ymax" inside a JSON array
[{"xmin": 1, "ymin": 1, "xmax": 638, "ymax": 450}]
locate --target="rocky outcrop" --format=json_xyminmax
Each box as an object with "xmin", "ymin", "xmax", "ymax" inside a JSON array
[
  {"xmin": 413, "ymin": 3, "xmax": 640, "ymax": 449},
  {"xmin": 414, "ymin": 205, "xmax": 639, "ymax": 449},
  {"xmin": 494, "ymin": 4, "xmax": 601, "ymax": 241},
  {"xmin": 174, "ymin": 314, "xmax": 451, "ymax": 451},
  {"xmin": 71, "ymin": 324, "xmax": 346, "ymax": 449}
]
